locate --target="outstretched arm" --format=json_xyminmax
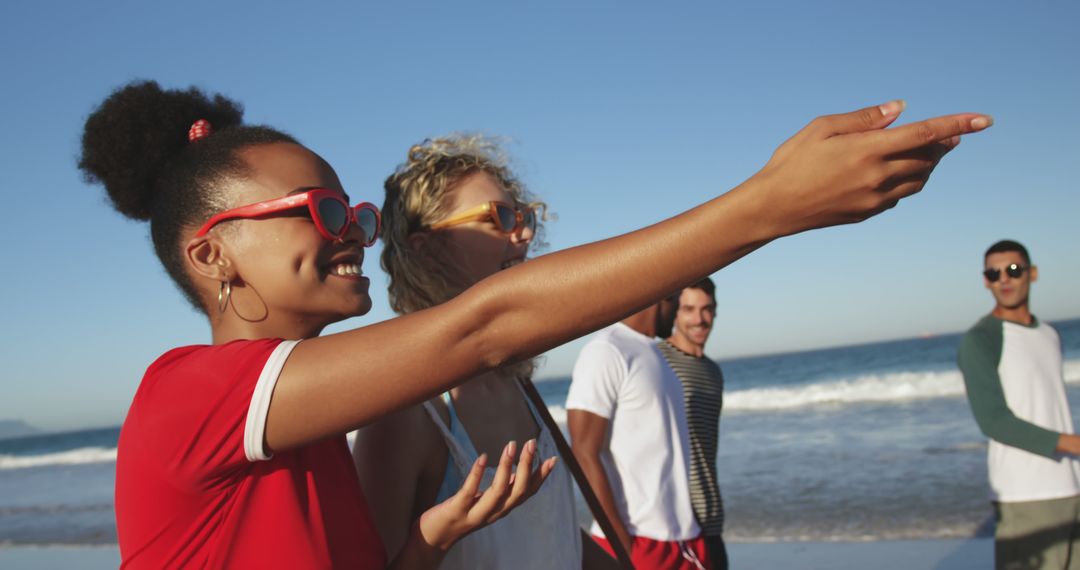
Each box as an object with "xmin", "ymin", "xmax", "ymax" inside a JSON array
[{"xmin": 267, "ymin": 102, "xmax": 992, "ymax": 452}]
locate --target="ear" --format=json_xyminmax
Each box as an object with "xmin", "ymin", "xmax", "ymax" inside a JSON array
[
  {"xmin": 185, "ymin": 235, "xmax": 233, "ymax": 283},
  {"xmin": 407, "ymin": 231, "xmax": 448, "ymax": 259},
  {"xmin": 1029, "ymin": 265, "xmax": 1038, "ymax": 283},
  {"xmin": 407, "ymin": 231, "xmax": 429, "ymax": 251}
]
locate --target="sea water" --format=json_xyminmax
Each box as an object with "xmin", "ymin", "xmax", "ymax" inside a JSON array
[{"xmin": 2, "ymin": 318, "xmax": 1078, "ymax": 545}]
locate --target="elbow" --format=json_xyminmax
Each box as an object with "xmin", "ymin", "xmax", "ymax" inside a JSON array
[
  {"xmin": 569, "ymin": 443, "xmax": 598, "ymax": 467},
  {"xmin": 976, "ymin": 419, "xmax": 1006, "ymax": 443},
  {"xmin": 450, "ymin": 285, "xmax": 527, "ymax": 371}
]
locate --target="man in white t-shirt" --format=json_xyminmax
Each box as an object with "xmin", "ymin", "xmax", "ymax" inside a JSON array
[{"xmin": 567, "ymin": 294, "xmax": 711, "ymax": 570}]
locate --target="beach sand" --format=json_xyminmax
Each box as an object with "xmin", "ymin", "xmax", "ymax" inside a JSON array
[{"xmin": 0, "ymin": 538, "xmax": 992, "ymax": 569}]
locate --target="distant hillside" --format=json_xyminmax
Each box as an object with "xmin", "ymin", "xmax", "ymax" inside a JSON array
[{"xmin": 0, "ymin": 420, "xmax": 40, "ymax": 440}]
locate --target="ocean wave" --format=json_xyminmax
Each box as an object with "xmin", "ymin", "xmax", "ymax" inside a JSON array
[
  {"xmin": 724, "ymin": 369, "xmax": 967, "ymax": 412},
  {"xmin": 1068, "ymin": 358, "xmax": 1080, "ymax": 383},
  {"xmin": 541, "ymin": 371, "xmax": 968, "ymax": 419},
  {"xmin": 542, "ymin": 358, "xmax": 1080, "ymax": 417},
  {"xmin": 0, "ymin": 447, "xmax": 117, "ymax": 470},
  {"xmin": 725, "ymin": 357, "xmax": 1080, "ymax": 413}
]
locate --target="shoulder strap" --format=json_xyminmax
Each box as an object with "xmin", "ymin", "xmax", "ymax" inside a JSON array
[
  {"xmin": 420, "ymin": 399, "xmax": 475, "ymax": 472},
  {"xmin": 516, "ymin": 377, "xmax": 635, "ymax": 570}
]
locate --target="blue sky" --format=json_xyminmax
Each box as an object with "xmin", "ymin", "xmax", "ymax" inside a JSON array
[{"xmin": 1, "ymin": 1, "xmax": 1077, "ymax": 431}]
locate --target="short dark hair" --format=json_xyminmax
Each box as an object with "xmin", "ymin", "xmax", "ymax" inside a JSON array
[
  {"xmin": 684, "ymin": 277, "xmax": 716, "ymax": 303},
  {"xmin": 985, "ymin": 240, "xmax": 1030, "ymax": 266}
]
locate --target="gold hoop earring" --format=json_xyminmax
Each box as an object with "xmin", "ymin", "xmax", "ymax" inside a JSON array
[{"xmin": 218, "ymin": 281, "xmax": 232, "ymax": 314}]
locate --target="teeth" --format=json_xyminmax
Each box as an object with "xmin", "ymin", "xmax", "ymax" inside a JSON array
[{"xmin": 332, "ymin": 264, "xmax": 361, "ymax": 276}]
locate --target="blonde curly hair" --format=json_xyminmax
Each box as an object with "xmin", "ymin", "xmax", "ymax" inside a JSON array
[{"xmin": 381, "ymin": 134, "xmax": 548, "ymax": 316}]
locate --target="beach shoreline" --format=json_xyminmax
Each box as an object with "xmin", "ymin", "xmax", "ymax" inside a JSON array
[{"xmin": 0, "ymin": 538, "xmax": 993, "ymax": 569}]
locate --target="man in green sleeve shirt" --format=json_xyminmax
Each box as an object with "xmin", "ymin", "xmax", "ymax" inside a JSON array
[{"xmin": 958, "ymin": 239, "xmax": 1080, "ymax": 570}]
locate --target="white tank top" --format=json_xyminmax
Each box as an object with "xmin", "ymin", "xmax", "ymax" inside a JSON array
[{"xmin": 421, "ymin": 383, "xmax": 582, "ymax": 569}]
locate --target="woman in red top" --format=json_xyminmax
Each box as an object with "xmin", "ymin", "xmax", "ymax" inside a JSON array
[{"xmin": 79, "ymin": 80, "xmax": 988, "ymax": 568}]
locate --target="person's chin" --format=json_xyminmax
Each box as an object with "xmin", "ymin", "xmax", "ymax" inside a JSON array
[
  {"xmin": 333, "ymin": 293, "xmax": 373, "ymax": 320},
  {"xmin": 352, "ymin": 295, "xmax": 373, "ymax": 317}
]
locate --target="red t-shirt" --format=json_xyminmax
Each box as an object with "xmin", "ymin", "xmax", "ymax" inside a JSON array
[{"xmin": 115, "ymin": 339, "xmax": 387, "ymax": 569}]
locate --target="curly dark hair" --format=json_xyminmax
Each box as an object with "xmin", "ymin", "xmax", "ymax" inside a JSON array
[{"xmin": 78, "ymin": 80, "xmax": 298, "ymax": 311}]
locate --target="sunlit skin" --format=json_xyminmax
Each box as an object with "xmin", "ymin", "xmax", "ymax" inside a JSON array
[
  {"xmin": 984, "ymin": 250, "xmax": 1037, "ymax": 325},
  {"xmin": 435, "ymin": 171, "xmax": 535, "ymax": 284},
  {"xmin": 355, "ymin": 170, "xmax": 602, "ymax": 564},
  {"xmin": 427, "ymin": 171, "xmax": 541, "ymax": 458},
  {"xmin": 667, "ymin": 287, "xmax": 716, "ymax": 357},
  {"xmin": 186, "ymin": 143, "xmax": 372, "ymax": 344},
  {"xmin": 182, "ymin": 143, "xmax": 555, "ymax": 567},
  {"xmin": 171, "ymin": 103, "xmax": 990, "ymax": 455},
  {"xmin": 148, "ymin": 103, "xmax": 990, "ymax": 566}
]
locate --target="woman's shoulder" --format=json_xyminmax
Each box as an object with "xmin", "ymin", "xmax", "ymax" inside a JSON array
[
  {"xmin": 354, "ymin": 403, "xmax": 444, "ymax": 459},
  {"xmin": 148, "ymin": 338, "xmax": 286, "ymax": 373}
]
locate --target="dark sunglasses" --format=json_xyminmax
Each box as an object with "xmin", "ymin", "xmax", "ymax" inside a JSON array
[{"xmin": 983, "ymin": 263, "xmax": 1027, "ymax": 282}]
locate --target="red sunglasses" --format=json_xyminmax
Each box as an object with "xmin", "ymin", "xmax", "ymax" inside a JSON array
[{"xmin": 195, "ymin": 189, "xmax": 381, "ymax": 246}]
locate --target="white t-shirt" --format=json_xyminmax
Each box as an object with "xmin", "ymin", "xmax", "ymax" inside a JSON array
[
  {"xmin": 992, "ymin": 320, "xmax": 1080, "ymax": 501},
  {"xmin": 566, "ymin": 322, "xmax": 701, "ymax": 541}
]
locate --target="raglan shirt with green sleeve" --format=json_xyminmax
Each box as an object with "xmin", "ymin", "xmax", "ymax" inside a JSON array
[{"xmin": 958, "ymin": 315, "xmax": 1080, "ymax": 502}]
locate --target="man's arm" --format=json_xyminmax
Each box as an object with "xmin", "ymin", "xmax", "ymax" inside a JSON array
[
  {"xmin": 958, "ymin": 321, "xmax": 1070, "ymax": 457},
  {"xmin": 568, "ymin": 409, "xmax": 634, "ymax": 557}
]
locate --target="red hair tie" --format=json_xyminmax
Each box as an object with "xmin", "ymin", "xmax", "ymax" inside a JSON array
[{"xmin": 188, "ymin": 119, "xmax": 212, "ymax": 142}]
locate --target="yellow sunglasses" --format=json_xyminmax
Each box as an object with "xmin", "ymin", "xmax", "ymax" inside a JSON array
[{"xmin": 430, "ymin": 201, "xmax": 537, "ymax": 236}]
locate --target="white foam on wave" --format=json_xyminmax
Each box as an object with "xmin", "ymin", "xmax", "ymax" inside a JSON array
[
  {"xmin": 725, "ymin": 357, "xmax": 1080, "ymax": 413},
  {"xmin": 543, "ymin": 358, "xmax": 1080, "ymax": 416},
  {"xmin": 725, "ymin": 369, "xmax": 966, "ymax": 412},
  {"xmin": 1067, "ymin": 358, "xmax": 1080, "ymax": 383},
  {"xmin": 0, "ymin": 447, "xmax": 117, "ymax": 470},
  {"xmin": 7, "ymin": 356, "xmax": 1078, "ymax": 468}
]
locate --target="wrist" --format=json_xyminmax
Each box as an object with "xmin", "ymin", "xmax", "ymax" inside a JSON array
[
  {"xmin": 406, "ymin": 517, "xmax": 452, "ymax": 565},
  {"xmin": 724, "ymin": 174, "xmax": 791, "ymax": 243}
]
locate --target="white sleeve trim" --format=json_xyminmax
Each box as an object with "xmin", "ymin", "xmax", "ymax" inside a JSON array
[{"xmin": 244, "ymin": 340, "xmax": 300, "ymax": 462}]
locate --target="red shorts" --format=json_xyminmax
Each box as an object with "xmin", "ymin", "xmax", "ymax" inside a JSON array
[{"xmin": 593, "ymin": 534, "xmax": 711, "ymax": 570}]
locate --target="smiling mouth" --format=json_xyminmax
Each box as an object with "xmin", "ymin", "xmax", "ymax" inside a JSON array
[{"xmin": 328, "ymin": 263, "xmax": 364, "ymax": 278}]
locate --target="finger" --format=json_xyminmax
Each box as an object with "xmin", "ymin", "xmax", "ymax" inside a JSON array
[
  {"xmin": 523, "ymin": 456, "xmax": 558, "ymax": 498},
  {"xmin": 502, "ymin": 439, "xmax": 540, "ymax": 509},
  {"xmin": 813, "ymin": 100, "xmax": 907, "ymax": 138},
  {"xmin": 876, "ymin": 137, "xmax": 960, "ymax": 197},
  {"xmin": 881, "ymin": 139, "xmax": 958, "ymax": 182},
  {"xmin": 878, "ymin": 174, "xmax": 934, "ymax": 202},
  {"xmin": 471, "ymin": 441, "xmax": 516, "ymax": 516},
  {"xmin": 451, "ymin": 452, "xmax": 487, "ymax": 508},
  {"xmin": 873, "ymin": 113, "xmax": 991, "ymax": 154}
]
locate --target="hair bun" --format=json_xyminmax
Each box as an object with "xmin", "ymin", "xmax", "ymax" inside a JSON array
[{"xmin": 78, "ymin": 80, "xmax": 244, "ymax": 221}]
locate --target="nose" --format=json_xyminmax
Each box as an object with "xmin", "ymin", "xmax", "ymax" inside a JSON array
[
  {"xmin": 511, "ymin": 222, "xmax": 534, "ymax": 246},
  {"xmin": 340, "ymin": 220, "xmax": 370, "ymax": 250}
]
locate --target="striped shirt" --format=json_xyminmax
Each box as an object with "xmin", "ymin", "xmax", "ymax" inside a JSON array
[{"xmin": 657, "ymin": 340, "xmax": 725, "ymax": 536}]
